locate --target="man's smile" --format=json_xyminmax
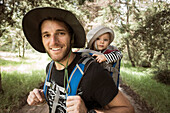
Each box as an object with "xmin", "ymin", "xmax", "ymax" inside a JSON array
[
  {"xmin": 51, "ymin": 47, "xmax": 61, "ymax": 51},
  {"xmin": 50, "ymin": 47, "xmax": 63, "ymax": 53}
]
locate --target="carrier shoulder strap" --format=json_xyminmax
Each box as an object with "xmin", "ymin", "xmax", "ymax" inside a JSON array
[
  {"xmin": 43, "ymin": 60, "xmax": 54, "ymax": 101},
  {"xmin": 66, "ymin": 56, "xmax": 94, "ymax": 97}
]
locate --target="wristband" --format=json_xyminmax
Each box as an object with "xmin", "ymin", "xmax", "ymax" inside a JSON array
[{"xmin": 88, "ymin": 109, "xmax": 97, "ymax": 113}]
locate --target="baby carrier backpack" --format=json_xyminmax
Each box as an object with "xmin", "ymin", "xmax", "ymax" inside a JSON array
[
  {"xmin": 78, "ymin": 45, "xmax": 121, "ymax": 88},
  {"xmin": 101, "ymin": 45, "xmax": 121, "ymax": 88},
  {"xmin": 43, "ymin": 52, "xmax": 120, "ymax": 112}
]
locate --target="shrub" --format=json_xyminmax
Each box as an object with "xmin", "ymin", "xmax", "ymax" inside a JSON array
[
  {"xmin": 153, "ymin": 69, "xmax": 170, "ymax": 85},
  {"xmin": 141, "ymin": 60, "xmax": 151, "ymax": 68}
]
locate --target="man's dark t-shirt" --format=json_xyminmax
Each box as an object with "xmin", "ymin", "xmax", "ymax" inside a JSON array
[{"xmin": 45, "ymin": 54, "xmax": 118, "ymax": 113}]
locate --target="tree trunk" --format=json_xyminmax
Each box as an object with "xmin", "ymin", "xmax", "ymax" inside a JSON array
[
  {"xmin": 0, "ymin": 68, "xmax": 4, "ymax": 94},
  {"xmin": 18, "ymin": 43, "xmax": 21, "ymax": 57},
  {"xmin": 125, "ymin": 1, "xmax": 135, "ymax": 67},
  {"xmin": 148, "ymin": 49, "xmax": 154, "ymax": 63},
  {"xmin": 12, "ymin": 38, "xmax": 16, "ymax": 51},
  {"xmin": 22, "ymin": 38, "xmax": 25, "ymax": 57},
  {"xmin": 126, "ymin": 39, "xmax": 135, "ymax": 67}
]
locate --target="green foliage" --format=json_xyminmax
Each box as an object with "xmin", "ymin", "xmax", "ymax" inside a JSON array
[
  {"xmin": 0, "ymin": 0, "xmax": 90, "ymax": 54},
  {"xmin": 121, "ymin": 60, "xmax": 170, "ymax": 113},
  {"xmin": 153, "ymin": 69, "xmax": 170, "ymax": 85},
  {"xmin": 0, "ymin": 51, "xmax": 50, "ymax": 112},
  {"xmin": 117, "ymin": 2, "xmax": 170, "ymax": 70},
  {"xmin": 132, "ymin": 3, "xmax": 170, "ymax": 69},
  {"xmin": 93, "ymin": 1, "xmax": 121, "ymax": 27},
  {"xmin": 0, "ymin": 70, "xmax": 46, "ymax": 113},
  {"xmin": 1, "ymin": 0, "xmax": 169, "ymax": 78},
  {"xmin": 140, "ymin": 60, "xmax": 151, "ymax": 68}
]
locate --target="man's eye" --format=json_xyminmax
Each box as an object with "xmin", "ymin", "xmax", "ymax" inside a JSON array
[
  {"xmin": 58, "ymin": 32, "xmax": 65, "ymax": 35},
  {"xmin": 43, "ymin": 34, "xmax": 50, "ymax": 38}
]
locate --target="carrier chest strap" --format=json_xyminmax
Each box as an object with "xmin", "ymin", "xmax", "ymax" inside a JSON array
[{"xmin": 51, "ymin": 86, "xmax": 60, "ymax": 113}]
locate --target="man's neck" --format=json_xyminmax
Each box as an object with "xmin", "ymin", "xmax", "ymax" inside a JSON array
[{"xmin": 54, "ymin": 52, "xmax": 76, "ymax": 70}]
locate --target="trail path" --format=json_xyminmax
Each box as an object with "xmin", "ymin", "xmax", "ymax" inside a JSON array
[
  {"xmin": 15, "ymin": 81, "xmax": 154, "ymax": 113},
  {"xmin": 17, "ymin": 103, "xmax": 49, "ymax": 113},
  {"xmin": 0, "ymin": 51, "xmax": 49, "ymax": 72}
]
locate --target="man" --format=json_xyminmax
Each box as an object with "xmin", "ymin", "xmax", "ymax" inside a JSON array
[{"xmin": 23, "ymin": 7, "xmax": 134, "ymax": 113}]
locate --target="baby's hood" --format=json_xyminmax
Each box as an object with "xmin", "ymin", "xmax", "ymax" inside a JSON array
[{"xmin": 87, "ymin": 25, "xmax": 114, "ymax": 49}]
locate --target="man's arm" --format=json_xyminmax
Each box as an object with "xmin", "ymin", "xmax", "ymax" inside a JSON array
[
  {"xmin": 95, "ymin": 91, "xmax": 135, "ymax": 113},
  {"xmin": 66, "ymin": 91, "xmax": 134, "ymax": 113},
  {"xmin": 66, "ymin": 96, "xmax": 88, "ymax": 113}
]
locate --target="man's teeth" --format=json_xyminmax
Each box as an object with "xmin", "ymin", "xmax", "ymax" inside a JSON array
[{"xmin": 52, "ymin": 48, "xmax": 60, "ymax": 50}]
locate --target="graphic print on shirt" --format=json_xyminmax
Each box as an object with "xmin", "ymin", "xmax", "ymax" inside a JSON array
[{"xmin": 48, "ymin": 81, "xmax": 66, "ymax": 113}]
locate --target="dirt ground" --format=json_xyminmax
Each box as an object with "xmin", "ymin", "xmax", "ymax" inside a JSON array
[
  {"xmin": 120, "ymin": 83, "xmax": 155, "ymax": 113},
  {"xmin": 14, "ymin": 80, "xmax": 155, "ymax": 113}
]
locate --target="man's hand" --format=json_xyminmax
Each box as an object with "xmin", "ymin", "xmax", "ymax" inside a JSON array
[
  {"xmin": 92, "ymin": 54, "xmax": 107, "ymax": 63},
  {"xmin": 27, "ymin": 88, "xmax": 45, "ymax": 105},
  {"xmin": 66, "ymin": 95, "xmax": 87, "ymax": 113}
]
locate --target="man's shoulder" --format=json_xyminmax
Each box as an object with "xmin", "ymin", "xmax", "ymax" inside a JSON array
[
  {"xmin": 46, "ymin": 60, "xmax": 54, "ymax": 73},
  {"xmin": 85, "ymin": 60, "xmax": 108, "ymax": 75},
  {"xmin": 74, "ymin": 53, "xmax": 104, "ymax": 74}
]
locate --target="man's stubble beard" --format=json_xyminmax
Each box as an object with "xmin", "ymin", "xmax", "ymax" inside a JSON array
[{"xmin": 45, "ymin": 45, "xmax": 71, "ymax": 63}]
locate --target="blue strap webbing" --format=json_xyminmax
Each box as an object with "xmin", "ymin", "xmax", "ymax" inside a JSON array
[
  {"xmin": 89, "ymin": 53, "xmax": 93, "ymax": 56},
  {"xmin": 43, "ymin": 59, "xmax": 87, "ymax": 101},
  {"xmin": 67, "ymin": 63, "xmax": 85, "ymax": 96},
  {"xmin": 43, "ymin": 61, "xmax": 54, "ymax": 101}
]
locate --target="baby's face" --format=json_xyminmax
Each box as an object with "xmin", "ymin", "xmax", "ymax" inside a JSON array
[{"xmin": 95, "ymin": 33, "xmax": 110, "ymax": 51}]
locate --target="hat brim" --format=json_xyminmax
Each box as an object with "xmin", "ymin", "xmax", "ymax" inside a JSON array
[{"xmin": 22, "ymin": 7, "xmax": 86, "ymax": 53}]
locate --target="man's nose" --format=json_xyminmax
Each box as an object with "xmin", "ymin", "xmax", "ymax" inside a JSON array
[{"xmin": 51, "ymin": 35, "xmax": 59, "ymax": 44}]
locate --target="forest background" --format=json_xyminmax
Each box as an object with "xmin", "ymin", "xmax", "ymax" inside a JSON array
[{"xmin": 0, "ymin": 0, "xmax": 169, "ymax": 113}]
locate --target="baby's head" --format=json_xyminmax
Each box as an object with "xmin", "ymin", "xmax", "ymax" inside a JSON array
[
  {"xmin": 87, "ymin": 26, "xmax": 114, "ymax": 51},
  {"xmin": 93, "ymin": 33, "xmax": 110, "ymax": 51}
]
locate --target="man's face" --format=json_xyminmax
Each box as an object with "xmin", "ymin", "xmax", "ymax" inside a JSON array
[
  {"xmin": 41, "ymin": 20, "xmax": 72, "ymax": 62},
  {"xmin": 95, "ymin": 33, "xmax": 110, "ymax": 51}
]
